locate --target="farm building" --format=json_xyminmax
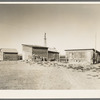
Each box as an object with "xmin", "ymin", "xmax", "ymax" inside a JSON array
[
  {"xmin": 48, "ymin": 48, "xmax": 59, "ymax": 61},
  {"xmin": 60, "ymin": 55, "xmax": 66, "ymax": 62},
  {"xmin": 22, "ymin": 44, "xmax": 48, "ymax": 61},
  {"xmin": 0, "ymin": 48, "xmax": 18, "ymax": 61},
  {"xmin": 65, "ymin": 49, "xmax": 100, "ymax": 65}
]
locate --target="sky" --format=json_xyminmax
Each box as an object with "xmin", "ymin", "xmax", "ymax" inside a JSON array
[{"xmin": 0, "ymin": 4, "xmax": 100, "ymax": 55}]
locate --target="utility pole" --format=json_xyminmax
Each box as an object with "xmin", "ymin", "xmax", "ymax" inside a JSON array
[
  {"xmin": 44, "ymin": 33, "xmax": 47, "ymax": 47},
  {"xmin": 94, "ymin": 33, "xmax": 97, "ymax": 64}
]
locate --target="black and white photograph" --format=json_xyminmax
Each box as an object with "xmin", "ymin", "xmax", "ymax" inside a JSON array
[{"xmin": 1, "ymin": 2, "xmax": 100, "ymax": 91}]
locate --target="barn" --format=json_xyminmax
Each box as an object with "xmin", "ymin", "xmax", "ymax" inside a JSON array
[
  {"xmin": 48, "ymin": 50, "xmax": 59, "ymax": 61},
  {"xmin": 0, "ymin": 48, "xmax": 18, "ymax": 61},
  {"xmin": 22, "ymin": 44, "xmax": 48, "ymax": 61},
  {"xmin": 65, "ymin": 49, "xmax": 100, "ymax": 65}
]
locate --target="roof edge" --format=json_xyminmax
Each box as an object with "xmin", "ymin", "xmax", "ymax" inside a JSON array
[
  {"xmin": 48, "ymin": 50, "xmax": 59, "ymax": 53},
  {"xmin": 65, "ymin": 48, "xmax": 95, "ymax": 51},
  {"xmin": 65, "ymin": 48, "xmax": 100, "ymax": 54},
  {"xmin": 22, "ymin": 44, "xmax": 48, "ymax": 48}
]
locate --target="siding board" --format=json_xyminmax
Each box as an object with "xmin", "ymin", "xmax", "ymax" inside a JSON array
[{"xmin": 65, "ymin": 49, "xmax": 100, "ymax": 64}]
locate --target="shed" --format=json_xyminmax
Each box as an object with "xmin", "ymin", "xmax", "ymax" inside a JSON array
[
  {"xmin": 60, "ymin": 55, "xmax": 66, "ymax": 62},
  {"xmin": 22, "ymin": 44, "xmax": 48, "ymax": 61},
  {"xmin": 18, "ymin": 54, "xmax": 22, "ymax": 60},
  {"xmin": 48, "ymin": 50, "xmax": 59, "ymax": 61},
  {"xmin": 0, "ymin": 48, "xmax": 18, "ymax": 61},
  {"xmin": 65, "ymin": 48, "xmax": 100, "ymax": 64}
]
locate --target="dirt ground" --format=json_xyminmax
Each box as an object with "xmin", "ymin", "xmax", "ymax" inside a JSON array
[{"xmin": 0, "ymin": 61, "xmax": 100, "ymax": 90}]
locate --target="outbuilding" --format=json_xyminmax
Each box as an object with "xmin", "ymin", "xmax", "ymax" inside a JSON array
[
  {"xmin": 22, "ymin": 44, "xmax": 48, "ymax": 61},
  {"xmin": 60, "ymin": 55, "xmax": 66, "ymax": 62},
  {"xmin": 0, "ymin": 48, "xmax": 18, "ymax": 61},
  {"xmin": 48, "ymin": 50, "xmax": 59, "ymax": 61},
  {"xmin": 65, "ymin": 48, "xmax": 100, "ymax": 64}
]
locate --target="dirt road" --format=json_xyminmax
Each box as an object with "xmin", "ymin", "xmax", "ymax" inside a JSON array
[{"xmin": 0, "ymin": 61, "xmax": 100, "ymax": 89}]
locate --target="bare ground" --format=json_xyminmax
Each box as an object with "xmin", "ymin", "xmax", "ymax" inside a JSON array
[{"xmin": 0, "ymin": 61, "xmax": 100, "ymax": 90}]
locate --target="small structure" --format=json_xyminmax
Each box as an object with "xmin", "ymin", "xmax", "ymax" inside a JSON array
[
  {"xmin": 22, "ymin": 44, "xmax": 48, "ymax": 61},
  {"xmin": 18, "ymin": 54, "xmax": 22, "ymax": 60},
  {"xmin": 60, "ymin": 55, "xmax": 66, "ymax": 62},
  {"xmin": 65, "ymin": 48, "xmax": 100, "ymax": 64},
  {"xmin": 0, "ymin": 48, "xmax": 18, "ymax": 61},
  {"xmin": 48, "ymin": 48, "xmax": 59, "ymax": 61}
]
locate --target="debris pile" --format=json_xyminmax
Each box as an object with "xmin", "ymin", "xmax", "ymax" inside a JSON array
[{"xmin": 23, "ymin": 55, "xmax": 100, "ymax": 72}]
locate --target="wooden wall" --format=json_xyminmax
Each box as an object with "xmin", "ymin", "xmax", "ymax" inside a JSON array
[
  {"xmin": 93, "ymin": 51, "xmax": 100, "ymax": 64},
  {"xmin": 22, "ymin": 45, "xmax": 48, "ymax": 60},
  {"xmin": 0, "ymin": 51, "xmax": 3, "ymax": 60},
  {"xmin": 3, "ymin": 53, "xmax": 18, "ymax": 61},
  {"xmin": 65, "ymin": 50, "xmax": 93, "ymax": 64},
  {"xmin": 32, "ymin": 48, "xmax": 48, "ymax": 60},
  {"xmin": 48, "ymin": 52, "xmax": 59, "ymax": 61},
  {"xmin": 22, "ymin": 45, "xmax": 32, "ymax": 60}
]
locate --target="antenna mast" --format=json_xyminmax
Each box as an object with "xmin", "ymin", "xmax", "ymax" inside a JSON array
[
  {"xmin": 44, "ymin": 33, "xmax": 47, "ymax": 47},
  {"xmin": 94, "ymin": 33, "xmax": 97, "ymax": 63}
]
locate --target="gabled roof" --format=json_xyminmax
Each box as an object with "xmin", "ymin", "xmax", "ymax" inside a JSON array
[
  {"xmin": 22, "ymin": 44, "xmax": 48, "ymax": 49},
  {"xmin": 48, "ymin": 48, "xmax": 59, "ymax": 53},
  {"xmin": 0, "ymin": 48, "xmax": 18, "ymax": 53}
]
